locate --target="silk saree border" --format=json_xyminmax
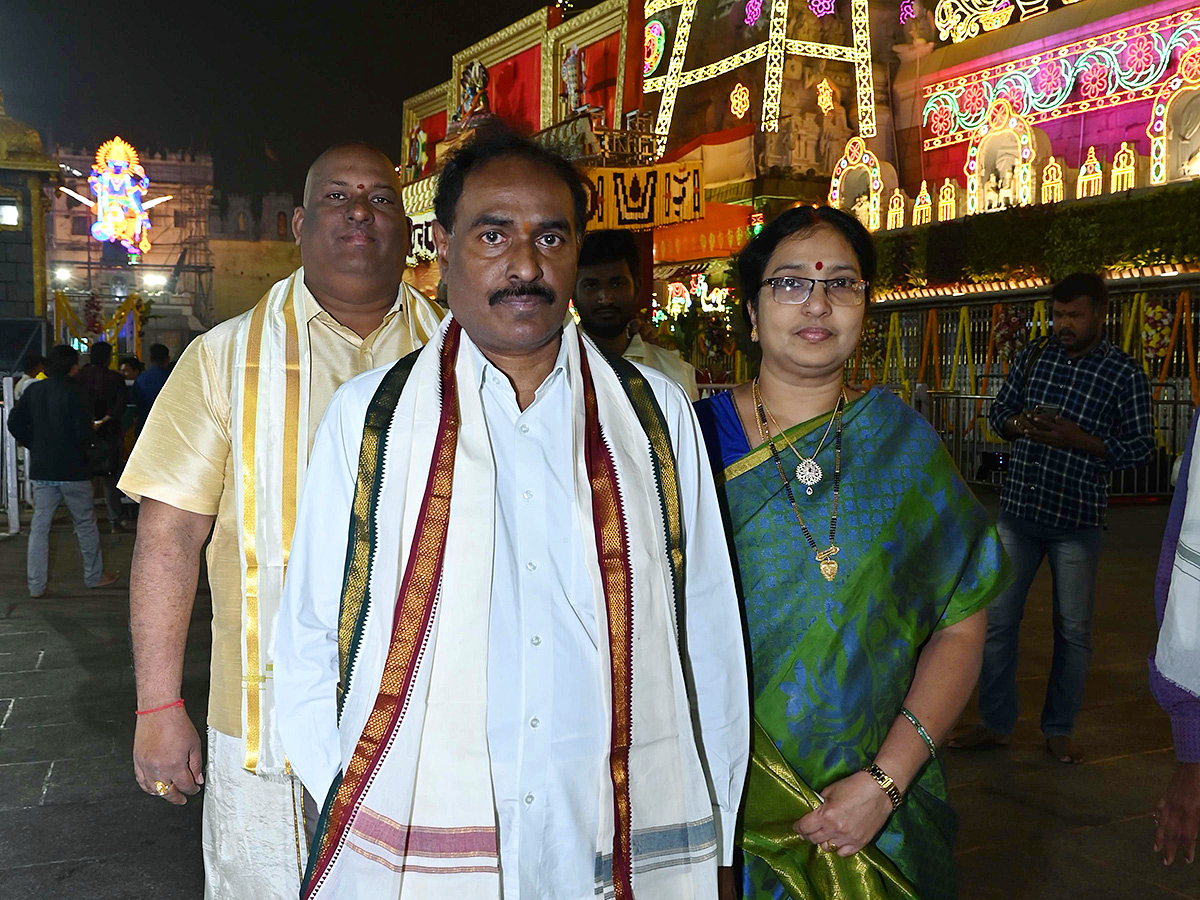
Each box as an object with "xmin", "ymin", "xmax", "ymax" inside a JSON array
[
  {"xmin": 304, "ymin": 322, "xmax": 463, "ymax": 899},
  {"xmin": 602, "ymin": 352, "xmax": 685, "ymax": 637},
  {"xmin": 580, "ymin": 338, "xmax": 636, "ymax": 900},
  {"xmin": 336, "ymin": 348, "xmax": 423, "ymax": 718}
]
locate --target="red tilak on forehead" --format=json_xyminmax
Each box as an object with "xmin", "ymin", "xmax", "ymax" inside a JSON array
[
  {"xmin": 815, "ymin": 261, "xmax": 824, "ymax": 270},
  {"xmin": 357, "ymin": 184, "xmax": 365, "ymax": 190}
]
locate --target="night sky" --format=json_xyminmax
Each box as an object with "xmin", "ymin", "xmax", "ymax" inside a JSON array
[{"xmin": 0, "ymin": 0, "xmax": 547, "ymax": 196}]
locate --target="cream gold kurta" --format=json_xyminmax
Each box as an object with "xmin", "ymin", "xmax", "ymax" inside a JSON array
[{"xmin": 120, "ymin": 272, "xmax": 443, "ymax": 738}]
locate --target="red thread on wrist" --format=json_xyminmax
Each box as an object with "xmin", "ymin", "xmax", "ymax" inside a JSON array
[{"xmin": 136, "ymin": 699, "xmax": 185, "ymax": 716}]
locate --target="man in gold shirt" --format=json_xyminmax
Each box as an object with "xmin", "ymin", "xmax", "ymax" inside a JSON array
[
  {"xmin": 119, "ymin": 142, "xmax": 444, "ymax": 900},
  {"xmin": 573, "ymin": 229, "xmax": 700, "ymax": 400}
]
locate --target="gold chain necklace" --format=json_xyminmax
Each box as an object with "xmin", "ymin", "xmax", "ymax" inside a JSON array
[
  {"xmin": 759, "ymin": 389, "xmax": 839, "ymax": 496},
  {"xmin": 753, "ymin": 379, "xmax": 845, "ymax": 582}
]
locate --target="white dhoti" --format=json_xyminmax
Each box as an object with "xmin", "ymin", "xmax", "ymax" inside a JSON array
[{"xmin": 202, "ymin": 728, "xmax": 308, "ymax": 900}]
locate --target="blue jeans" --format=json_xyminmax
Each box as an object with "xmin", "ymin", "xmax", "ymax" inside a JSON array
[
  {"xmin": 978, "ymin": 510, "xmax": 1103, "ymax": 738},
  {"xmin": 27, "ymin": 480, "xmax": 105, "ymax": 595}
]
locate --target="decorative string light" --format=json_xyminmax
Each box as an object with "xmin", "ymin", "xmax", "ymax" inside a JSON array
[
  {"xmin": 1041, "ymin": 157, "xmax": 1064, "ymax": 203},
  {"xmin": 1110, "ymin": 141, "xmax": 1137, "ymax": 192},
  {"xmin": 817, "ymin": 77, "xmax": 835, "ymax": 114},
  {"xmin": 745, "ymin": 0, "xmax": 763, "ymax": 26},
  {"xmin": 731, "ymin": 83, "xmax": 751, "ymax": 118},
  {"xmin": 913, "ymin": 180, "xmax": 932, "ymax": 225},
  {"xmin": 1148, "ymin": 48, "xmax": 1200, "ymax": 185},
  {"xmin": 828, "ymin": 136, "xmax": 883, "ymax": 231},
  {"xmin": 1077, "ymin": 146, "xmax": 1103, "ymax": 198},
  {"xmin": 962, "ymin": 98, "xmax": 1034, "ymax": 215}
]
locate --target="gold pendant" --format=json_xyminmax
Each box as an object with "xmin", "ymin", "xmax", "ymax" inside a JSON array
[
  {"xmin": 796, "ymin": 458, "xmax": 822, "ymax": 496},
  {"xmin": 815, "ymin": 545, "xmax": 840, "ymax": 582}
]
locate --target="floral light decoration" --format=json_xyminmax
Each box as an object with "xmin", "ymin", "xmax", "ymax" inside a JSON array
[
  {"xmin": 899, "ymin": 0, "xmax": 916, "ymax": 26},
  {"xmin": 994, "ymin": 308, "xmax": 1026, "ymax": 366},
  {"xmin": 828, "ymin": 136, "xmax": 884, "ymax": 231},
  {"xmin": 730, "ymin": 83, "xmax": 751, "ymax": 119},
  {"xmin": 1143, "ymin": 301, "xmax": 1173, "ymax": 361},
  {"xmin": 644, "ymin": 20, "xmax": 666, "ymax": 76},
  {"xmin": 745, "ymin": 0, "xmax": 762, "ymax": 26},
  {"xmin": 928, "ymin": 103, "xmax": 953, "ymax": 136},
  {"xmin": 817, "ymin": 78, "xmax": 835, "ymax": 115},
  {"xmin": 808, "ymin": 0, "xmax": 836, "ymax": 16},
  {"xmin": 921, "ymin": 9, "xmax": 1200, "ymax": 150},
  {"xmin": 1148, "ymin": 48, "xmax": 1200, "ymax": 185},
  {"xmin": 1079, "ymin": 61, "xmax": 1111, "ymax": 101}
]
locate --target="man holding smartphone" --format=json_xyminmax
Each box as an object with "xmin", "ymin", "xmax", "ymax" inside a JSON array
[{"xmin": 952, "ymin": 273, "xmax": 1153, "ymax": 763}]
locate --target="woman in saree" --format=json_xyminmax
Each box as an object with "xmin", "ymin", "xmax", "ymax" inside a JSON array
[{"xmin": 694, "ymin": 206, "xmax": 1009, "ymax": 900}]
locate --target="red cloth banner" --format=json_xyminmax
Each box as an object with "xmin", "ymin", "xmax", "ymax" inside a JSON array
[{"xmin": 653, "ymin": 202, "xmax": 753, "ymax": 263}]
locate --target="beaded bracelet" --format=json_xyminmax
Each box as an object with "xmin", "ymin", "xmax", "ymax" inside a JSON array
[{"xmin": 900, "ymin": 706, "xmax": 937, "ymax": 759}]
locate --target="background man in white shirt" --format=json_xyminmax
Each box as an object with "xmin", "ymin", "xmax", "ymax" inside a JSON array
[{"xmin": 574, "ymin": 229, "xmax": 700, "ymax": 400}]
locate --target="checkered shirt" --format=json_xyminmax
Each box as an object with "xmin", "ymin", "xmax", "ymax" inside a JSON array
[{"xmin": 988, "ymin": 337, "xmax": 1153, "ymax": 528}]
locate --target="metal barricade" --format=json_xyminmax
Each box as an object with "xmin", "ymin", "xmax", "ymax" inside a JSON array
[
  {"xmin": 927, "ymin": 387, "xmax": 1193, "ymax": 497},
  {"xmin": 2, "ymin": 376, "xmax": 19, "ymax": 534}
]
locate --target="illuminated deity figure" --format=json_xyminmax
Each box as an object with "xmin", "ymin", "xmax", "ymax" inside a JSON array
[
  {"xmin": 561, "ymin": 44, "xmax": 587, "ymax": 112},
  {"xmin": 454, "ymin": 60, "xmax": 491, "ymax": 122},
  {"xmin": 89, "ymin": 137, "xmax": 152, "ymax": 254}
]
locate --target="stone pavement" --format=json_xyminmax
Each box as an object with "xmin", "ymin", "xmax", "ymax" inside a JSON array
[{"xmin": 0, "ymin": 499, "xmax": 1196, "ymax": 899}]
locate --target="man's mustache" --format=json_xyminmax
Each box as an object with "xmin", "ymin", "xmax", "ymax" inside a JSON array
[{"xmin": 489, "ymin": 282, "xmax": 556, "ymax": 305}]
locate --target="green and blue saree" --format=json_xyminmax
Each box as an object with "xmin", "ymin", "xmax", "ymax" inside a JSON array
[{"xmin": 694, "ymin": 387, "xmax": 1008, "ymax": 900}]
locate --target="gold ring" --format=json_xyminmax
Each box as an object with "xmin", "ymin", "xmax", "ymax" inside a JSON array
[
  {"xmin": 154, "ymin": 780, "xmax": 171, "ymax": 796},
  {"xmin": 828, "ymin": 842, "xmax": 839, "ymax": 853}
]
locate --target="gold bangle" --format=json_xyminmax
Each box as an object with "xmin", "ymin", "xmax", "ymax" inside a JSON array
[{"xmin": 863, "ymin": 762, "xmax": 904, "ymax": 810}]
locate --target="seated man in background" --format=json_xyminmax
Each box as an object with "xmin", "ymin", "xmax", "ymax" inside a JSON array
[{"xmin": 574, "ymin": 229, "xmax": 699, "ymax": 400}]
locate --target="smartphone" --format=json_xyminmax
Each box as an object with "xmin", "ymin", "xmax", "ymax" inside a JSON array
[{"xmin": 1034, "ymin": 404, "xmax": 1061, "ymax": 418}]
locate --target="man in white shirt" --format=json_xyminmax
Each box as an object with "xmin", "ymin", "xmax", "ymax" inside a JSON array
[
  {"xmin": 574, "ymin": 229, "xmax": 700, "ymax": 400},
  {"xmin": 275, "ymin": 131, "xmax": 747, "ymax": 900}
]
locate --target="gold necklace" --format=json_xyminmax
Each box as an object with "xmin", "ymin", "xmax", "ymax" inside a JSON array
[
  {"xmin": 753, "ymin": 380, "xmax": 844, "ymax": 582},
  {"xmin": 758, "ymin": 384, "xmax": 843, "ymax": 495}
]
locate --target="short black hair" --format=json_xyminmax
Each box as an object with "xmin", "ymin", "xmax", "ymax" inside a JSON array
[
  {"xmin": 89, "ymin": 341, "xmax": 113, "ymax": 367},
  {"xmin": 20, "ymin": 352, "xmax": 44, "ymax": 375},
  {"xmin": 46, "ymin": 344, "xmax": 79, "ymax": 377},
  {"xmin": 1051, "ymin": 273, "xmax": 1108, "ymax": 309},
  {"xmin": 120, "ymin": 355, "xmax": 144, "ymax": 372},
  {"xmin": 434, "ymin": 128, "xmax": 591, "ymax": 237},
  {"xmin": 578, "ymin": 230, "xmax": 640, "ymax": 281},
  {"xmin": 737, "ymin": 205, "xmax": 877, "ymax": 325},
  {"xmin": 149, "ymin": 343, "xmax": 170, "ymax": 364}
]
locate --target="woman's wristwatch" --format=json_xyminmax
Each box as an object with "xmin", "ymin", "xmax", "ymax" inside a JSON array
[{"xmin": 863, "ymin": 762, "xmax": 904, "ymax": 810}]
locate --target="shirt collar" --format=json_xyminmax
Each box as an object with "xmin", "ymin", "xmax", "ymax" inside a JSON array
[
  {"xmin": 300, "ymin": 273, "xmax": 404, "ymax": 325},
  {"xmin": 623, "ymin": 333, "xmax": 647, "ymax": 362},
  {"xmin": 1051, "ymin": 335, "xmax": 1111, "ymax": 359},
  {"xmin": 465, "ymin": 328, "xmax": 570, "ymax": 393}
]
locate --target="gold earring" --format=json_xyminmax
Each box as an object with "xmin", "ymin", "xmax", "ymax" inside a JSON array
[{"xmin": 750, "ymin": 324, "xmax": 758, "ymax": 342}]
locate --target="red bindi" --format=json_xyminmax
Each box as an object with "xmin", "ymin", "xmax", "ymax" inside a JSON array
[
  {"xmin": 357, "ymin": 184, "xmax": 365, "ymax": 190},
  {"xmin": 815, "ymin": 261, "xmax": 824, "ymax": 270}
]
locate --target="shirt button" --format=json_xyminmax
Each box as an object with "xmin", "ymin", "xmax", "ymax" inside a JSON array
[
  {"xmin": 523, "ymin": 490, "xmax": 533, "ymax": 500},
  {"xmin": 526, "ymin": 561, "xmax": 537, "ymax": 571},
  {"xmin": 519, "ymin": 424, "xmax": 530, "ymax": 435},
  {"xmin": 531, "ymin": 634, "xmax": 542, "ymax": 646},
  {"xmin": 529, "ymin": 716, "xmax": 540, "ymax": 729},
  {"xmin": 524, "ymin": 792, "xmax": 535, "ymax": 805}
]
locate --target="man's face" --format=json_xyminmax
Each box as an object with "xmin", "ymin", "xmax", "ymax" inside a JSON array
[
  {"xmin": 293, "ymin": 146, "xmax": 410, "ymax": 286},
  {"xmin": 575, "ymin": 259, "xmax": 639, "ymax": 341},
  {"xmin": 119, "ymin": 363, "xmax": 137, "ymax": 381},
  {"xmin": 435, "ymin": 156, "xmax": 579, "ymax": 358},
  {"xmin": 1053, "ymin": 296, "xmax": 1104, "ymax": 353}
]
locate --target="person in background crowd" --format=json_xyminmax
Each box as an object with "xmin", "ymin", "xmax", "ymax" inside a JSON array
[
  {"xmin": 119, "ymin": 356, "xmax": 144, "ymax": 384},
  {"xmin": 132, "ymin": 343, "xmax": 170, "ymax": 432},
  {"xmin": 15, "ymin": 352, "xmax": 45, "ymax": 400},
  {"xmin": 694, "ymin": 205, "xmax": 1008, "ymax": 900},
  {"xmin": 1150, "ymin": 410, "xmax": 1200, "ymax": 866},
  {"xmin": 276, "ymin": 131, "xmax": 746, "ymax": 900},
  {"xmin": 75, "ymin": 341, "xmax": 133, "ymax": 533},
  {"xmin": 119, "ymin": 142, "xmax": 444, "ymax": 900},
  {"xmin": 953, "ymin": 273, "xmax": 1154, "ymax": 764},
  {"xmin": 574, "ymin": 229, "xmax": 700, "ymax": 400},
  {"xmin": 7, "ymin": 344, "xmax": 119, "ymax": 597}
]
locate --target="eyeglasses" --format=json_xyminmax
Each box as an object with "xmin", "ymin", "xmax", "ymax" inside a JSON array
[{"xmin": 760, "ymin": 276, "xmax": 869, "ymax": 307}]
